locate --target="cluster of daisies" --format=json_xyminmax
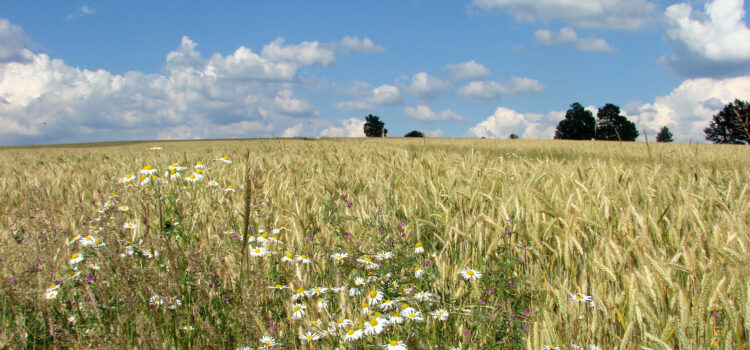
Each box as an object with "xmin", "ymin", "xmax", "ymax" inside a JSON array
[
  {"xmin": 232, "ymin": 225, "xmax": 484, "ymax": 349},
  {"xmin": 117, "ymin": 155, "xmax": 236, "ymax": 192},
  {"xmin": 540, "ymin": 294, "xmax": 603, "ymax": 350}
]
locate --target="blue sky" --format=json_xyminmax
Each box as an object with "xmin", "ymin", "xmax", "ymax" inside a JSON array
[{"xmin": 2, "ymin": 0, "xmax": 750, "ymax": 145}]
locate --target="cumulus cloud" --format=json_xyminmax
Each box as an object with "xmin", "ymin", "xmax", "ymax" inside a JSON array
[
  {"xmin": 403, "ymin": 105, "xmax": 465, "ymax": 122},
  {"xmin": 260, "ymin": 37, "xmax": 336, "ymax": 66},
  {"xmin": 626, "ymin": 75, "xmax": 750, "ymax": 142},
  {"xmin": 466, "ymin": 107, "xmax": 562, "ymax": 139},
  {"xmin": 535, "ymin": 27, "xmax": 615, "ymax": 52},
  {"xmin": 443, "ymin": 60, "xmax": 491, "ymax": 81},
  {"xmin": 663, "ymin": 0, "xmax": 750, "ymax": 77},
  {"xmin": 472, "ymin": 0, "xmax": 657, "ymax": 30},
  {"xmin": 337, "ymin": 36, "xmax": 385, "ymax": 53},
  {"xmin": 406, "ymin": 72, "xmax": 450, "ymax": 99},
  {"xmin": 0, "ymin": 19, "xmax": 352, "ymax": 145},
  {"xmin": 457, "ymin": 77, "xmax": 544, "ymax": 100},
  {"xmin": 336, "ymin": 84, "xmax": 401, "ymax": 110},
  {"xmin": 319, "ymin": 118, "xmax": 365, "ymax": 137},
  {"xmin": 0, "ymin": 19, "xmax": 32, "ymax": 63}
]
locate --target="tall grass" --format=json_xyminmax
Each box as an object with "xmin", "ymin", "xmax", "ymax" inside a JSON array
[{"xmin": 0, "ymin": 138, "xmax": 747, "ymax": 349}]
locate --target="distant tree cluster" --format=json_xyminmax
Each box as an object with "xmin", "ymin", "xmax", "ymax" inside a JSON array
[
  {"xmin": 554, "ymin": 102, "xmax": 638, "ymax": 141},
  {"xmin": 404, "ymin": 130, "xmax": 424, "ymax": 137}
]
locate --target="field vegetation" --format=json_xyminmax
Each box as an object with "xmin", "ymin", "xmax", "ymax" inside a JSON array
[{"xmin": 0, "ymin": 138, "xmax": 748, "ymax": 349}]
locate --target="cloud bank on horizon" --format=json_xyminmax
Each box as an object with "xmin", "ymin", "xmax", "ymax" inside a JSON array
[{"xmin": 2, "ymin": 0, "xmax": 750, "ymax": 145}]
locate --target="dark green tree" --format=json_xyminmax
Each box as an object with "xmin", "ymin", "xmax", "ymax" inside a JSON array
[
  {"xmin": 595, "ymin": 103, "xmax": 639, "ymax": 141},
  {"xmin": 509, "ymin": 134, "xmax": 519, "ymax": 139},
  {"xmin": 404, "ymin": 130, "xmax": 424, "ymax": 137},
  {"xmin": 656, "ymin": 126, "xmax": 674, "ymax": 143},
  {"xmin": 363, "ymin": 114, "xmax": 388, "ymax": 137},
  {"xmin": 704, "ymin": 99, "xmax": 750, "ymax": 144},
  {"xmin": 554, "ymin": 102, "xmax": 596, "ymax": 140}
]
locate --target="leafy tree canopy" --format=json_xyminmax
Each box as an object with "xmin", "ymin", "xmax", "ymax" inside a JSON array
[
  {"xmin": 704, "ymin": 99, "xmax": 750, "ymax": 144},
  {"xmin": 656, "ymin": 126, "xmax": 674, "ymax": 143},
  {"xmin": 363, "ymin": 114, "xmax": 388, "ymax": 137},
  {"xmin": 595, "ymin": 103, "xmax": 639, "ymax": 141},
  {"xmin": 509, "ymin": 134, "xmax": 519, "ymax": 139},
  {"xmin": 554, "ymin": 102, "xmax": 596, "ymax": 140},
  {"xmin": 404, "ymin": 130, "xmax": 424, "ymax": 137}
]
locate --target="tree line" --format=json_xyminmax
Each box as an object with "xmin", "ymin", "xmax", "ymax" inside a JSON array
[{"xmin": 360, "ymin": 99, "xmax": 749, "ymax": 144}]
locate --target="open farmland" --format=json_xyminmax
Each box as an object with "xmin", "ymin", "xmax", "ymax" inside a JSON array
[{"xmin": 0, "ymin": 138, "xmax": 748, "ymax": 349}]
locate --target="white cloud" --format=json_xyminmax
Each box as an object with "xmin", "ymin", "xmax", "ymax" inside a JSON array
[
  {"xmin": 0, "ymin": 19, "xmax": 32, "ymax": 63},
  {"xmin": 274, "ymin": 89, "xmax": 317, "ymax": 115},
  {"xmin": 458, "ymin": 81, "xmax": 507, "ymax": 100},
  {"xmin": 626, "ymin": 75, "xmax": 750, "ymax": 142},
  {"xmin": 334, "ymin": 101, "xmax": 373, "ymax": 111},
  {"xmin": 535, "ymin": 27, "xmax": 615, "ymax": 52},
  {"xmin": 472, "ymin": 0, "xmax": 657, "ymax": 31},
  {"xmin": 260, "ymin": 37, "xmax": 336, "ymax": 66},
  {"xmin": 319, "ymin": 118, "xmax": 365, "ymax": 137},
  {"xmin": 336, "ymin": 84, "xmax": 401, "ymax": 110},
  {"xmin": 443, "ymin": 60, "xmax": 491, "ymax": 81},
  {"xmin": 281, "ymin": 123, "xmax": 304, "ymax": 137},
  {"xmin": 65, "ymin": 5, "xmax": 96, "ymax": 21},
  {"xmin": 508, "ymin": 77, "xmax": 545, "ymax": 93},
  {"xmin": 404, "ymin": 105, "xmax": 465, "ymax": 122},
  {"xmin": 0, "ymin": 21, "xmax": 336, "ymax": 145},
  {"xmin": 424, "ymin": 129, "xmax": 444, "ymax": 137},
  {"xmin": 466, "ymin": 106, "xmax": 561, "ymax": 139},
  {"xmin": 664, "ymin": 0, "xmax": 750, "ymax": 77},
  {"xmin": 370, "ymin": 84, "xmax": 401, "ymax": 105},
  {"xmin": 338, "ymin": 36, "xmax": 385, "ymax": 53},
  {"xmin": 407, "ymin": 72, "xmax": 450, "ymax": 99},
  {"xmin": 457, "ymin": 77, "xmax": 544, "ymax": 99}
]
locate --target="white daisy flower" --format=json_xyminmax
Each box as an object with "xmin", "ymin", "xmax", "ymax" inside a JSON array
[
  {"xmin": 119, "ymin": 205, "xmax": 129, "ymax": 212},
  {"xmin": 268, "ymin": 284, "xmax": 289, "ymax": 290},
  {"xmin": 306, "ymin": 287, "xmax": 328, "ymax": 297},
  {"xmin": 194, "ymin": 161, "xmax": 204, "ymax": 169},
  {"xmin": 334, "ymin": 318, "xmax": 352, "ymax": 329},
  {"xmin": 316, "ymin": 297, "xmax": 328, "ymax": 310},
  {"xmin": 258, "ymin": 336, "xmax": 279, "ymax": 347},
  {"xmin": 401, "ymin": 308, "xmax": 423, "ymax": 322},
  {"xmin": 291, "ymin": 303, "xmax": 307, "ymax": 319},
  {"xmin": 342, "ymin": 328, "xmax": 363, "ymax": 342},
  {"xmin": 250, "ymin": 246, "xmax": 267, "ymax": 257},
  {"xmin": 218, "ymin": 156, "xmax": 232, "ymax": 164},
  {"xmin": 123, "ymin": 222, "xmax": 137, "ymax": 230},
  {"xmin": 120, "ymin": 173, "xmax": 135, "ymax": 183},
  {"xmin": 382, "ymin": 340, "xmax": 407, "ymax": 350},
  {"xmin": 292, "ymin": 288, "xmax": 307, "ymax": 301},
  {"xmin": 431, "ymin": 308, "xmax": 449, "ymax": 321},
  {"xmin": 459, "ymin": 267, "xmax": 482, "ymax": 280},
  {"xmin": 224, "ymin": 185, "xmax": 237, "ymax": 193},
  {"xmin": 295, "ymin": 254, "xmax": 311, "ymax": 264},
  {"xmin": 364, "ymin": 318, "xmax": 386, "ymax": 335},
  {"xmin": 150, "ymin": 146, "xmax": 162, "ymax": 150},
  {"xmin": 69, "ymin": 253, "xmax": 84, "ymax": 265},
  {"xmin": 299, "ymin": 331, "xmax": 321, "ymax": 341},
  {"xmin": 375, "ymin": 251, "xmax": 393, "ymax": 261},
  {"xmin": 367, "ymin": 289, "xmax": 384, "ymax": 305},
  {"xmin": 330, "ymin": 252, "xmax": 348, "ymax": 261},
  {"xmin": 140, "ymin": 165, "xmax": 158, "ymax": 175},
  {"xmin": 388, "ymin": 311, "xmax": 404, "ymax": 324},
  {"xmin": 149, "ymin": 295, "xmax": 164, "ymax": 306},
  {"xmin": 414, "ymin": 266, "xmax": 425, "ymax": 278},
  {"xmin": 44, "ymin": 290, "xmax": 59, "ymax": 300},
  {"xmin": 569, "ymin": 293, "xmax": 592, "ymax": 303},
  {"xmin": 379, "ymin": 298, "xmax": 398, "ymax": 311},
  {"xmin": 180, "ymin": 325, "xmax": 194, "ymax": 331},
  {"xmin": 414, "ymin": 290, "xmax": 434, "ymax": 302}
]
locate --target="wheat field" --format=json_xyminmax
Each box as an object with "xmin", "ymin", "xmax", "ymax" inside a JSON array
[{"xmin": 0, "ymin": 138, "xmax": 748, "ymax": 349}]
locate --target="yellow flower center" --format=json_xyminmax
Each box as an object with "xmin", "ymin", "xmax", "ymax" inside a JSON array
[
  {"xmin": 195, "ymin": 169, "xmax": 203, "ymax": 174},
  {"xmin": 312, "ymin": 320, "xmax": 319, "ymax": 326},
  {"xmin": 414, "ymin": 267, "xmax": 421, "ymax": 271},
  {"xmin": 144, "ymin": 165, "xmax": 153, "ymax": 170},
  {"xmin": 254, "ymin": 249, "xmax": 261, "ymax": 253},
  {"xmin": 393, "ymin": 312, "xmax": 400, "ymax": 317},
  {"xmin": 374, "ymin": 312, "xmax": 381, "ymax": 317},
  {"xmin": 402, "ymin": 303, "xmax": 409, "ymax": 308},
  {"xmin": 362, "ymin": 302, "xmax": 368, "ymax": 308},
  {"xmin": 71, "ymin": 254, "xmax": 79, "ymax": 259},
  {"xmin": 315, "ymin": 288, "xmax": 321, "ymax": 292},
  {"xmin": 188, "ymin": 174, "xmax": 196, "ymax": 179},
  {"xmin": 261, "ymin": 233, "xmax": 268, "ymax": 239},
  {"xmin": 391, "ymin": 340, "xmax": 399, "ymax": 346},
  {"xmin": 300, "ymin": 254, "xmax": 307, "ymax": 259},
  {"xmin": 369, "ymin": 290, "xmax": 378, "ymax": 298},
  {"xmin": 296, "ymin": 288, "xmax": 304, "ymax": 294},
  {"xmin": 275, "ymin": 284, "xmax": 282, "ymax": 288},
  {"xmin": 370, "ymin": 319, "xmax": 378, "ymax": 326},
  {"xmin": 306, "ymin": 335, "xmax": 312, "ymax": 340},
  {"xmin": 347, "ymin": 329, "xmax": 355, "ymax": 335},
  {"xmin": 293, "ymin": 306, "xmax": 301, "ymax": 311},
  {"xmin": 409, "ymin": 313, "xmax": 416, "ymax": 318},
  {"xmin": 285, "ymin": 253, "xmax": 293, "ymax": 258},
  {"xmin": 364, "ymin": 257, "xmax": 372, "ymax": 262},
  {"xmin": 126, "ymin": 173, "xmax": 132, "ymax": 178},
  {"xmin": 416, "ymin": 242, "xmax": 423, "ymax": 247},
  {"xmin": 466, "ymin": 270, "xmax": 475, "ymax": 275}
]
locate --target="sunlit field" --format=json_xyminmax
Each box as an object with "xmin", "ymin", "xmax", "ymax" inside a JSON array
[{"xmin": 1, "ymin": 138, "xmax": 748, "ymax": 349}]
